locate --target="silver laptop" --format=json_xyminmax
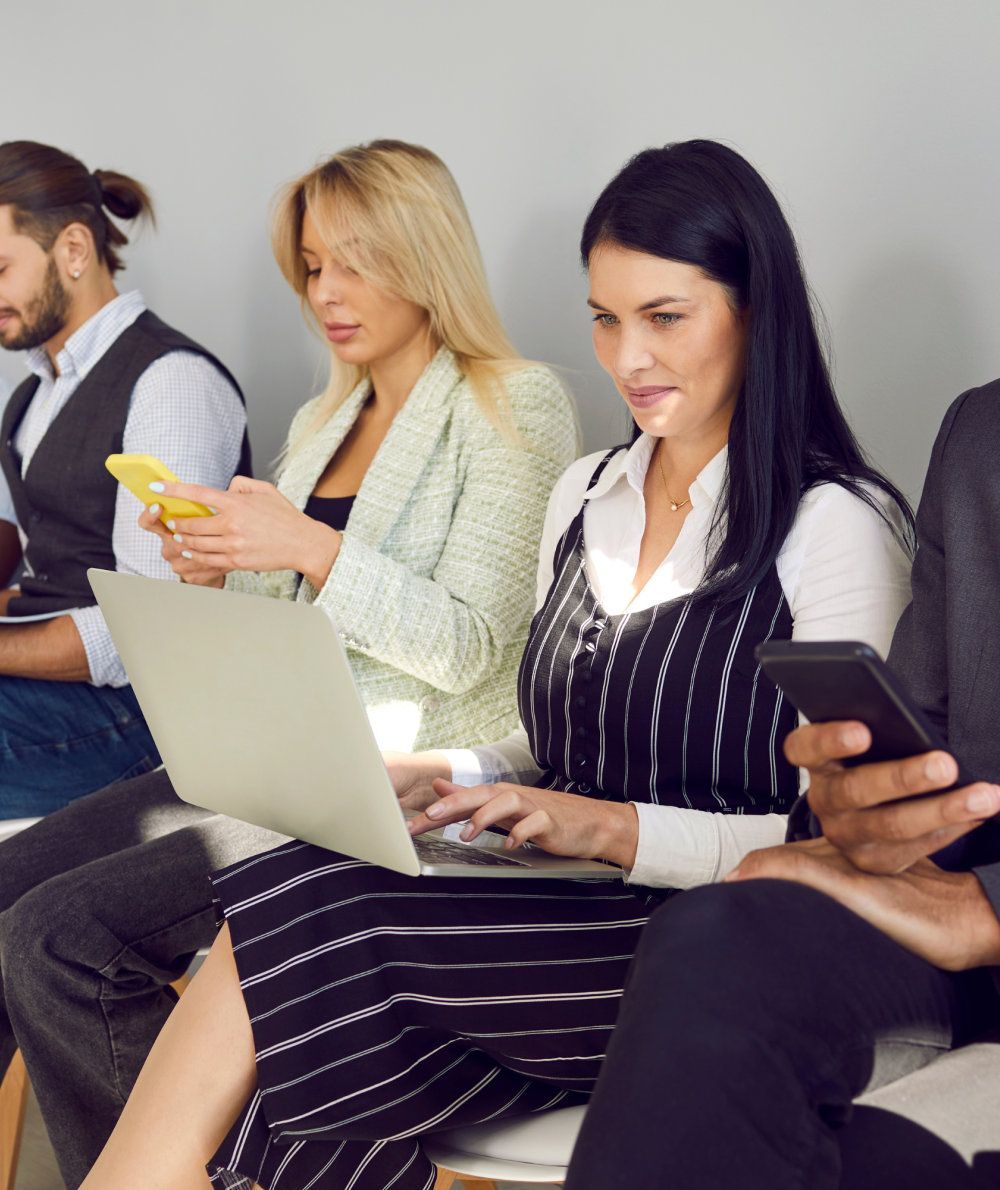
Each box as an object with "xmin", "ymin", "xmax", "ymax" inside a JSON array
[{"xmin": 89, "ymin": 570, "xmax": 621, "ymax": 881}]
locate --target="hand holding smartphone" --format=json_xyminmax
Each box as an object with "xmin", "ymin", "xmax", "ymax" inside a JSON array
[
  {"xmin": 754, "ymin": 640, "xmax": 978, "ymax": 791},
  {"xmin": 105, "ymin": 454, "xmax": 214, "ymax": 524}
]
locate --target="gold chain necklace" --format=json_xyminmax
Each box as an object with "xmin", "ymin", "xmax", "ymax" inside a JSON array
[{"xmin": 657, "ymin": 442, "xmax": 690, "ymax": 512}]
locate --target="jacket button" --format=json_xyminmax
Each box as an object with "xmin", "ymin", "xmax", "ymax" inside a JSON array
[
  {"xmin": 419, "ymin": 694, "xmax": 440, "ymax": 714},
  {"xmin": 574, "ymin": 753, "xmax": 587, "ymax": 765},
  {"xmin": 37, "ymin": 573, "xmax": 49, "ymax": 582},
  {"xmin": 576, "ymin": 695, "xmax": 587, "ymax": 708}
]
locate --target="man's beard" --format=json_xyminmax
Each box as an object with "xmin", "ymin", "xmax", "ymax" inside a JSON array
[{"xmin": 0, "ymin": 258, "xmax": 71, "ymax": 352}]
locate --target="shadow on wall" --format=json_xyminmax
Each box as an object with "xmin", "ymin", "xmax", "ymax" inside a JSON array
[
  {"xmin": 238, "ymin": 249, "xmax": 329, "ymax": 478},
  {"xmin": 834, "ymin": 251, "xmax": 987, "ymax": 504},
  {"xmin": 496, "ymin": 207, "xmax": 634, "ymax": 457}
]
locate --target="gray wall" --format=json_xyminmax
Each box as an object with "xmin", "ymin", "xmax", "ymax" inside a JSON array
[{"xmin": 3, "ymin": 0, "xmax": 998, "ymax": 501}]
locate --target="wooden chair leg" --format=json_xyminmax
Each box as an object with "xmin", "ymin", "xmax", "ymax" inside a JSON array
[
  {"xmin": 0, "ymin": 1050, "xmax": 30, "ymax": 1190},
  {"xmin": 0, "ymin": 971, "xmax": 191, "ymax": 1190},
  {"xmin": 432, "ymin": 1168, "xmax": 457, "ymax": 1189},
  {"xmin": 457, "ymin": 1179, "xmax": 502, "ymax": 1190}
]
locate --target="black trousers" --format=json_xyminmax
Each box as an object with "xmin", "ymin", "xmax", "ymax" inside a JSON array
[
  {"xmin": 0, "ymin": 770, "xmax": 285, "ymax": 1190},
  {"xmin": 564, "ymin": 880, "xmax": 1000, "ymax": 1190}
]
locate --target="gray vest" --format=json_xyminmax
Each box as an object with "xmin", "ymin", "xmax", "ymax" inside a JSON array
[{"xmin": 0, "ymin": 309, "xmax": 252, "ymax": 616}]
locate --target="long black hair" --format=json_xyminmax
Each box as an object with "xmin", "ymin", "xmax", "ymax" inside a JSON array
[{"xmin": 581, "ymin": 139, "xmax": 913, "ymax": 606}]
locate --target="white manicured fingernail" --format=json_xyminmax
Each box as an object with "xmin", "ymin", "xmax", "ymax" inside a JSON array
[
  {"xmin": 182, "ymin": 550, "xmax": 192, "ymax": 559},
  {"xmin": 166, "ymin": 519, "xmax": 176, "ymax": 531},
  {"xmin": 148, "ymin": 482, "xmax": 165, "ymax": 493},
  {"xmin": 173, "ymin": 533, "xmax": 183, "ymax": 543},
  {"xmin": 149, "ymin": 504, "xmax": 160, "ymax": 516},
  {"xmin": 207, "ymin": 506, "xmax": 218, "ymax": 514}
]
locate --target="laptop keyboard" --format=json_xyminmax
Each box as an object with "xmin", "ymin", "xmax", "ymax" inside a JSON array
[{"xmin": 414, "ymin": 837, "xmax": 531, "ymax": 868}]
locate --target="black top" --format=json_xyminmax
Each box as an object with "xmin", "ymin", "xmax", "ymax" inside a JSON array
[
  {"xmin": 517, "ymin": 450, "xmax": 798, "ymax": 816},
  {"xmin": 304, "ymin": 494, "xmax": 356, "ymax": 534},
  {"xmin": 0, "ymin": 309, "xmax": 252, "ymax": 617}
]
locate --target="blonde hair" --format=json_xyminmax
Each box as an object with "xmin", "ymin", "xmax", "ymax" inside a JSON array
[{"xmin": 272, "ymin": 139, "xmax": 528, "ymax": 458}]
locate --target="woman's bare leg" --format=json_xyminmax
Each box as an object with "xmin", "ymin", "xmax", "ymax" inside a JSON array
[{"xmin": 79, "ymin": 923, "xmax": 259, "ymax": 1190}]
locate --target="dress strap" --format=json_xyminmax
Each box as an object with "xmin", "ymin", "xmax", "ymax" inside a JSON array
[{"xmin": 583, "ymin": 449, "xmax": 622, "ymax": 499}]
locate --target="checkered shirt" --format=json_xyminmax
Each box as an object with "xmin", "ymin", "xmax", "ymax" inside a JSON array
[{"xmin": 14, "ymin": 291, "xmax": 246, "ymax": 686}]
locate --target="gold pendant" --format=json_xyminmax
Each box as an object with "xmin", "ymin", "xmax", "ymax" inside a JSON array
[{"xmin": 670, "ymin": 502, "xmax": 679, "ymax": 511}]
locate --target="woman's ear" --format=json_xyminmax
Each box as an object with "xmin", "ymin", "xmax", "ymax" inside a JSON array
[{"xmin": 55, "ymin": 221, "xmax": 97, "ymax": 283}]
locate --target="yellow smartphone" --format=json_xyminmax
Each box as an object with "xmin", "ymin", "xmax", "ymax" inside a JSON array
[{"xmin": 105, "ymin": 454, "xmax": 214, "ymax": 523}]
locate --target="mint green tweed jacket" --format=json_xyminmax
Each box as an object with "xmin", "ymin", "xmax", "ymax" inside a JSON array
[{"xmin": 226, "ymin": 348, "xmax": 577, "ymax": 753}]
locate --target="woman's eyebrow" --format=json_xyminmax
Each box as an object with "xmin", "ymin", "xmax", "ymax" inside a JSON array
[
  {"xmin": 636, "ymin": 294, "xmax": 689, "ymax": 311},
  {"xmin": 586, "ymin": 294, "xmax": 691, "ymax": 312}
]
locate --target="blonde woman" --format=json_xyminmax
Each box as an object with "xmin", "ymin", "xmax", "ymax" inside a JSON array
[
  {"xmin": 143, "ymin": 138, "xmax": 575, "ymax": 752},
  {"xmin": 0, "ymin": 140, "xmax": 575, "ymax": 1188}
]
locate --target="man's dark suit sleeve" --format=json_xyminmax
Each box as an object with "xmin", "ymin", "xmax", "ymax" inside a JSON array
[
  {"xmin": 888, "ymin": 389, "xmax": 1000, "ymax": 912},
  {"xmin": 885, "ymin": 398, "xmax": 962, "ymax": 735},
  {"xmin": 786, "ymin": 396, "xmax": 966, "ymax": 845}
]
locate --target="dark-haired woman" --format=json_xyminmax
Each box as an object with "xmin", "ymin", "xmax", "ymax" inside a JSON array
[
  {"xmin": 0, "ymin": 140, "xmax": 251, "ymax": 813},
  {"xmin": 83, "ymin": 140, "xmax": 912, "ymax": 1190}
]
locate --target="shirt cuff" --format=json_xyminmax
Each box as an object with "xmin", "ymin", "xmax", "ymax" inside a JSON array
[
  {"xmin": 69, "ymin": 605, "xmax": 128, "ymax": 687},
  {"xmin": 628, "ymin": 803, "xmax": 789, "ymax": 889},
  {"xmin": 438, "ymin": 748, "xmax": 484, "ymax": 787}
]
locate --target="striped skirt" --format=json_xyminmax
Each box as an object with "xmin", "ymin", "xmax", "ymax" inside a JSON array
[{"xmin": 207, "ymin": 840, "xmax": 656, "ymax": 1190}]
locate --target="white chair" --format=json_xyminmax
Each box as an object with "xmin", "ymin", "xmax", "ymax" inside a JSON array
[
  {"xmin": 423, "ymin": 1104, "xmax": 587, "ymax": 1188},
  {"xmin": 0, "ymin": 818, "xmax": 40, "ymax": 846}
]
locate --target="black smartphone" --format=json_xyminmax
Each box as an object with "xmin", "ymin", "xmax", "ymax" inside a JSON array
[{"xmin": 753, "ymin": 640, "xmax": 978, "ymax": 790}]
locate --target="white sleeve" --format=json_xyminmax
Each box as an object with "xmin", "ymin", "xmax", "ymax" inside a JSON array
[
  {"xmin": 628, "ymin": 804, "xmax": 789, "ymax": 888},
  {"xmin": 439, "ymin": 725, "xmax": 543, "ymax": 788},
  {"xmin": 0, "ymin": 467, "xmax": 15, "ymax": 528},
  {"xmin": 0, "ymin": 379, "xmax": 16, "ymax": 526},
  {"xmin": 778, "ymin": 482, "xmax": 912, "ymax": 657},
  {"xmin": 626, "ymin": 483, "xmax": 913, "ymax": 889},
  {"xmin": 72, "ymin": 352, "xmax": 246, "ymax": 687}
]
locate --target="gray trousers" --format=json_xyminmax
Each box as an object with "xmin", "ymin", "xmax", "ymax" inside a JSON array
[{"xmin": 0, "ymin": 769, "xmax": 286, "ymax": 1190}]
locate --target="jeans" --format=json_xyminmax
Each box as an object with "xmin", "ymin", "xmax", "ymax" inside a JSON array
[
  {"xmin": 564, "ymin": 880, "xmax": 1000, "ymax": 1190},
  {"xmin": 0, "ymin": 675, "xmax": 160, "ymax": 817},
  {"xmin": 0, "ymin": 768, "xmax": 287, "ymax": 1189}
]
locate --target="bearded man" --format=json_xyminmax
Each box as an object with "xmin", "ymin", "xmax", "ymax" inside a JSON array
[{"xmin": 0, "ymin": 141, "xmax": 251, "ymax": 815}]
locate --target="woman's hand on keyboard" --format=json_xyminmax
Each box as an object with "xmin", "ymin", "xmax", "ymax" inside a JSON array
[
  {"xmin": 407, "ymin": 780, "xmax": 640, "ymax": 870},
  {"xmin": 384, "ymin": 751, "xmax": 454, "ymax": 812}
]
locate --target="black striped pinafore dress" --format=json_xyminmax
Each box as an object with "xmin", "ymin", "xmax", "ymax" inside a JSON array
[{"xmin": 208, "ymin": 451, "xmax": 799, "ymax": 1190}]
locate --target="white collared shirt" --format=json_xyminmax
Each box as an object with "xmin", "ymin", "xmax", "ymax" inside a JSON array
[
  {"xmin": 0, "ymin": 377, "xmax": 14, "ymax": 526},
  {"xmin": 442, "ymin": 434, "xmax": 913, "ymax": 889},
  {"xmin": 12, "ymin": 291, "xmax": 246, "ymax": 686}
]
